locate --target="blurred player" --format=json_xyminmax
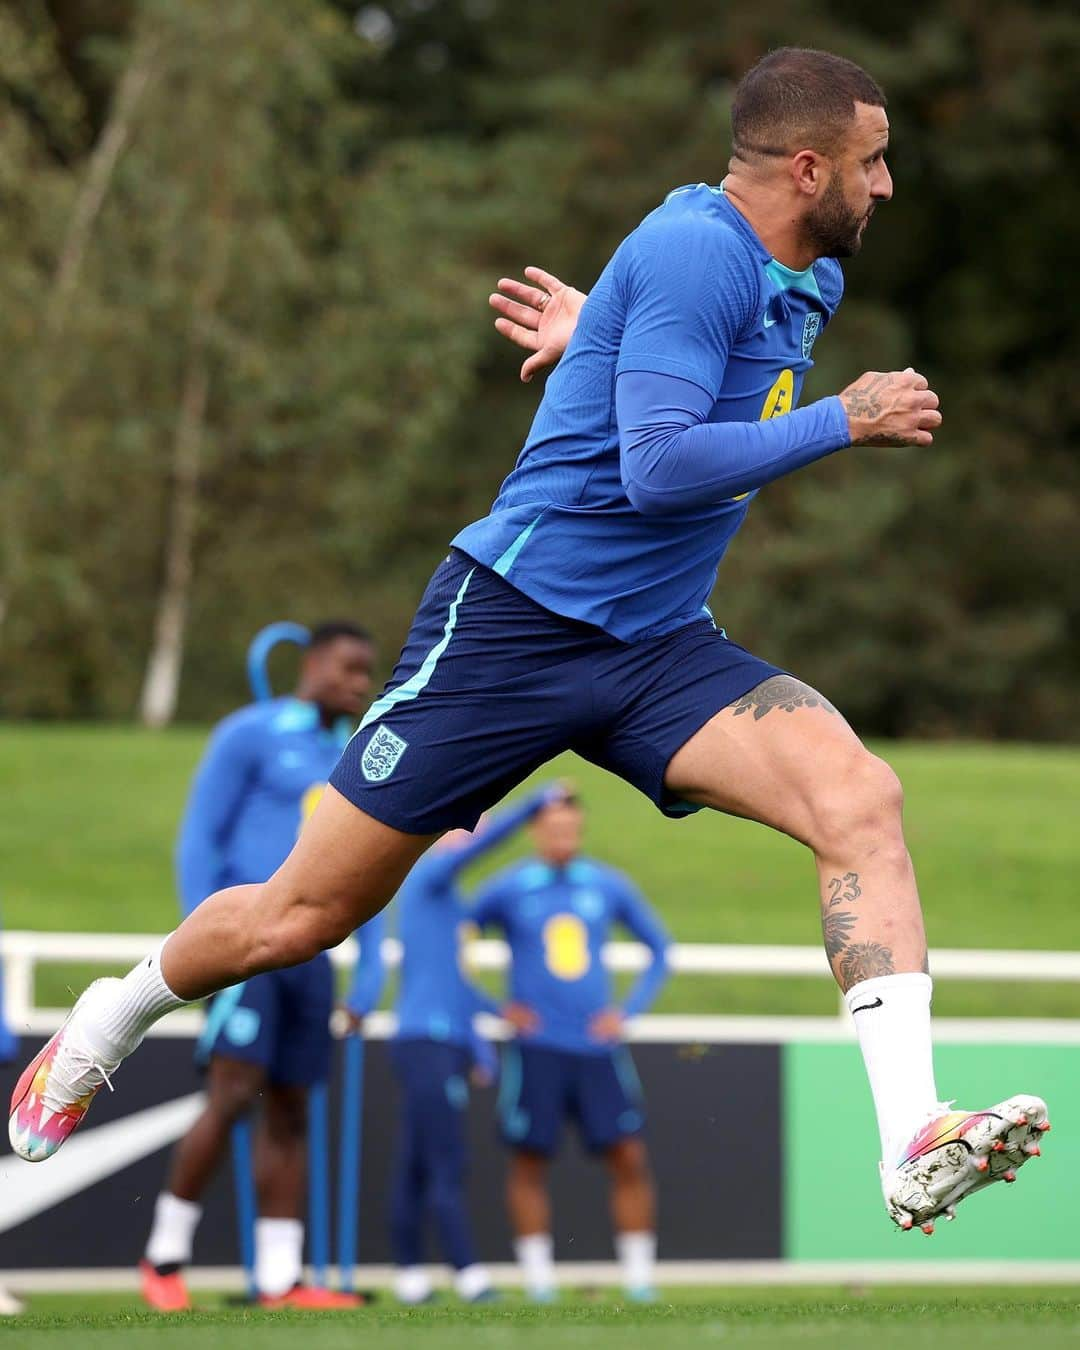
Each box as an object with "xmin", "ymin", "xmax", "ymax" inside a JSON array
[
  {"xmin": 388, "ymin": 784, "xmax": 561, "ymax": 1305},
  {"xmin": 473, "ymin": 792, "xmax": 669, "ymax": 1301},
  {"xmin": 139, "ymin": 622, "xmax": 384, "ymax": 1310},
  {"xmin": 15, "ymin": 48, "xmax": 1048, "ymax": 1235}
]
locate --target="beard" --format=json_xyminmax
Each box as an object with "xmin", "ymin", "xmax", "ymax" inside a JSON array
[{"xmin": 802, "ymin": 174, "xmax": 869, "ymax": 259}]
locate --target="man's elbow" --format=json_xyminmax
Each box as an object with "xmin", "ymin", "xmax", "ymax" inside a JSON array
[{"xmin": 623, "ymin": 474, "xmax": 683, "ymax": 517}]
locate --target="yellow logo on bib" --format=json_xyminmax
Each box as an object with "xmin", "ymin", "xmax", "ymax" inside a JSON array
[
  {"xmin": 542, "ymin": 913, "xmax": 591, "ymax": 981},
  {"xmin": 761, "ymin": 368, "xmax": 794, "ymax": 421}
]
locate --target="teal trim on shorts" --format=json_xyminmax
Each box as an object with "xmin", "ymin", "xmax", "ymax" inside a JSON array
[
  {"xmin": 613, "ymin": 1045, "xmax": 644, "ymax": 1105},
  {"xmin": 355, "ymin": 567, "xmax": 475, "ymax": 734},
  {"xmin": 497, "ymin": 1043, "xmax": 529, "ymax": 1139},
  {"xmin": 196, "ymin": 981, "xmax": 248, "ymax": 1064}
]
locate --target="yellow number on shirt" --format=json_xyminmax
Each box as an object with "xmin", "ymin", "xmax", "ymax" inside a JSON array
[
  {"xmin": 542, "ymin": 913, "xmax": 591, "ymax": 981},
  {"xmin": 761, "ymin": 368, "xmax": 794, "ymax": 421},
  {"xmin": 726, "ymin": 368, "xmax": 795, "ymax": 503}
]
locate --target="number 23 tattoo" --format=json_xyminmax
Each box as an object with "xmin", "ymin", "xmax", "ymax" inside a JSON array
[{"xmin": 827, "ymin": 872, "xmax": 861, "ymax": 908}]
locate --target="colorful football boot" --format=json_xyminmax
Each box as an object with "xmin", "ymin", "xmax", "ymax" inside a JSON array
[
  {"xmin": 8, "ymin": 981, "xmax": 122, "ymax": 1162},
  {"xmin": 883, "ymin": 1094, "xmax": 1049, "ymax": 1233}
]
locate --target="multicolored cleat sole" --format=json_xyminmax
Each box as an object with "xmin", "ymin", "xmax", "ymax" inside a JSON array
[{"xmin": 884, "ymin": 1094, "xmax": 1049, "ymax": 1233}]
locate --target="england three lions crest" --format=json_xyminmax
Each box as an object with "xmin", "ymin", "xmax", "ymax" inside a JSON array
[
  {"xmin": 802, "ymin": 312, "xmax": 822, "ymax": 359},
  {"xmin": 361, "ymin": 724, "xmax": 408, "ymax": 782}
]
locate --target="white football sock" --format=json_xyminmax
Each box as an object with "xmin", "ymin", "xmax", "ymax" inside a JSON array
[
  {"xmin": 144, "ymin": 1191, "xmax": 202, "ymax": 1269},
  {"xmin": 615, "ymin": 1229, "xmax": 656, "ymax": 1292},
  {"xmin": 514, "ymin": 1232, "xmax": 554, "ymax": 1298},
  {"xmin": 87, "ymin": 937, "xmax": 188, "ymax": 1061},
  {"xmin": 394, "ymin": 1266, "xmax": 432, "ymax": 1304},
  {"xmin": 254, "ymin": 1217, "xmax": 304, "ymax": 1298},
  {"xmin": 453, "ymin": 1264, "xmax": 492, "ymax": 1301},
  {"xmin": 846, "ymin": 971, "xmax": 940, "ymax": 1167}
]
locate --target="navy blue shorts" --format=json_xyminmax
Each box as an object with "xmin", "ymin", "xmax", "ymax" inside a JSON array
[
  {"xmin": 331, "ymin": 550, "xmax": 781, "ymax": 833},
  {"xmin": 196, "ymin": 952, "xmax": 333, "ymax": 1086},
  {"xmin": 498, "ymin": 1043, "xmax": 644, "ymax": 1156}
]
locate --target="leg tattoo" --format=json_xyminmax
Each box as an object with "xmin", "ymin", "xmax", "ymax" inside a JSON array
[
  {"xmin": 819, "ymin": 871, "xmax": 898, "ymax": 990},
  {"xmin": 730, "ymin": 675, "xmax": 838, "ymax": 722}
]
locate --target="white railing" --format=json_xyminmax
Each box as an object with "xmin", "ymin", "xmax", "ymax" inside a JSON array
[{"xmin": 4, "ymin": 930, "xmax": 1080, "ymax": 1043}]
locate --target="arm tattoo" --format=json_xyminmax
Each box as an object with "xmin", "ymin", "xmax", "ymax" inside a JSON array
[
  {"xmin": 822, "ymin": 909, "xmax": 858, "ymax": 962},
  {"xmin": 729, "ymin": 675, "xmax": 838, "ymax": 721},
  {"xmin": 839, "ymin": 942, "xmax": 896, "ymax": 989}
]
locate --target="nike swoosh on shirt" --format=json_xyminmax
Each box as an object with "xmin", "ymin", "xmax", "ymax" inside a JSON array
[
  {"xmin": 851, "ymin": 997, "xmax": 884, "ymax": 1014},
  {"xmin": 763, "ymin": 312, "xmax": 778, "ymax": 328}
]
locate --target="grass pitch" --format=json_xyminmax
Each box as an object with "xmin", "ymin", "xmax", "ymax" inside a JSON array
[
  {"xmin": 10, "ymin": 1287, "xmax": 1080, "ymax": 1348},
  {"xmin": 3, "ymin": 725, "xmax": 1079, "ymax": 1015}
]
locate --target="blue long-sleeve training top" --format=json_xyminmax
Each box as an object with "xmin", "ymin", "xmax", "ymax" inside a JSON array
[
  {"xmin": 472, "ymin": 855, "xmax": 671, "ymax": 1055},
  {"xmin": 175, "ymin": 695, "xmax": 383, "ymax": 1011},
  {"xmin": 454, "ymin": 181, "xmax": 847, "ymax": 640},
  {"xmin": 393, "ymin": 789, "xmax": 552, "ymax": 1048}
]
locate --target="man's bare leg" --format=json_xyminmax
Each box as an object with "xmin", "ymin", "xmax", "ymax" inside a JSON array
[
  {"xmin": 507, "ymin": 1151, "xmax": 555, "ymax": 1299},
  {"xmin": 665, "ymin": 674, "xmax": 1048, "ymax": 1227},
  {"xmin": 143, "ymin": 1057, "xmax": 266, "ymax": 1287},
  {"xmin": 665, "ymin": 675, "xmax": 926, "ymax": 986},
  {"xmin": 167, "ymin": 1059, "xmax": 267, "ymax": 1202},
  {"xmin": 162, "ymin": 791, "xmax": 435, "ymax": 999},
  {"xmin": 10, "ymin": 791, "xmax": 433, "ymax": 1162},
  {"xmin": 606, "ymin": 1137, "xmax": 657, "ymax": 1296}
]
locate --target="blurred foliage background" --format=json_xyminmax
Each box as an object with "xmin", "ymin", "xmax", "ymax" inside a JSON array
[{"xmin": 0, "ymin": 0, "xmax": 1076, "ymax": 734}]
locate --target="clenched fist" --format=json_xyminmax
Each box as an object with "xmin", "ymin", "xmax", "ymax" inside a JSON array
[{"xmin": 839, "ymin": 368, "xmax": 942, "ymax": 447}]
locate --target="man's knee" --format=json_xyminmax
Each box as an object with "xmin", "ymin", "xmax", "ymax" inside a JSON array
[
  {"xmin": 808, "ymin": 749, "xmax": 905, "ymax": 858},
  {"xmin": 606, "ymin": 1137, "xmax": 650, "ymax": 1183},
  {"xmin": 510, "ymin": 1151, "xmax": 548, "ymax": 1185},
  {"xmin": 246, "ymin": 885, "xmax": 357, "ymax": 970},
  {"xmin": 206, "ymin": 1067, "xmax": 264, "ymax": 1123},
  {"xmin": 265, "ymin": 1087, "xmax": 308, "ymax": 1144}
]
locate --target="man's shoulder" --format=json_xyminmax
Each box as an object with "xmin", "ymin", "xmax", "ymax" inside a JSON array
[
  {"xmin": 208, "ymin": 701, "xmax": 270, "ymax": 744},
  {"xmin": 209, "ymin": 697, "xmax": 318, "ymax": 755},
  {"xmin": 631, "ymin": 184, "xmax": 761, "ymax": 258}
]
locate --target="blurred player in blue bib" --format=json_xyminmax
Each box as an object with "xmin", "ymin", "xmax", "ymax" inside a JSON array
[
  {"xmin": 140, "ymin": 622, "xmax": 385, "ymax": 1311},
  {"xmin": 388, "ymin": 784, "xmax": 560, "ymax": 1305},
  {"xmin": 473, "ymin": 790, "xmax": 670, "ymax": 1301}
]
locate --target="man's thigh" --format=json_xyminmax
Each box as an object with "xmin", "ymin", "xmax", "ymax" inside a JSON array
[
  {"xmin": 573, "ymin": 1048, "xmax": 645, "ymax": 1155},
  {"xmin": 588, "ymin": 623, "xmax": 785, "ymax": 818},
  {"xmin": 197, "ymin": 973, "xmax": 281, "ymax": 1073},
  {"xmin": 329, "ymin": 551, "xmax": 598, "ymax": 835},
  {"xmin": 498, "ymin": 1044, "xmax": 566, "ymax": 1157},
  {"xmin": 272, "ymin": 956, "xmax": 334, "ymax": 1087},
  {"xmin": 663, "ymin": 673, "xmax": 870, "ymax": 843}
]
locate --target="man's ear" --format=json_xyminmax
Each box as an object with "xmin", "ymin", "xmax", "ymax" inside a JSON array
[{"xmin": 790, "ymin": 149, "xmax": 827, "ymax": 199}]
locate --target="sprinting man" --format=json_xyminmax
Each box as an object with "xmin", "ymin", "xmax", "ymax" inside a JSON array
[
  {"xmin": 139, "ymin": 622, "xmax": 385, "ymax": 1310},
  {"xmin": 388, "ymin": 784, "xmax": 562, "ymax": 1305},
  {"xmin": 12, "ymin": 48, "xmax": 1048, "ymax": 1234},
  {"xmin": 474, "ymin": 791, "xmax": 669, "ymax": 1302}
]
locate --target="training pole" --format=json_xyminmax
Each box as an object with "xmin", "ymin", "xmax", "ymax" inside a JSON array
[{"xmin": 336, "ymin": 1034, "xmax": 366, "ymax": 1291}]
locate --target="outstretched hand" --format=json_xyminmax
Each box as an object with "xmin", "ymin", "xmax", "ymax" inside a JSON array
[{"xmin": 489, "ymin": 267, "xmax": 586, "ymax": 383}]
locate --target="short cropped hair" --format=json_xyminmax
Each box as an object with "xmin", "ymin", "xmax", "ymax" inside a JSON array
[
  {"xmin": 731, "ymin": 47, "xmax": 886, "ymax": 160},
  {"xmin": 308, "ymin": 620, "xmax": 373, "ymax": 651}
]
